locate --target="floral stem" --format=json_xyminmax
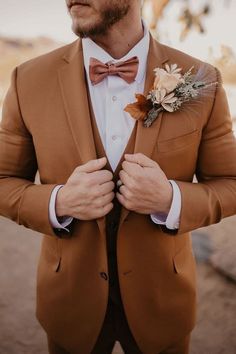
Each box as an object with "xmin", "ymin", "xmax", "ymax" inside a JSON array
[{"xmin": 144, "ymin": 107, "xmax": 163, "ymax": 127}]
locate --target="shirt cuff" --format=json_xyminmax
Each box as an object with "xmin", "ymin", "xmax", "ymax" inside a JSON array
[
  {"xmin": 150, "ymin": 180, "xmax": 181, "ymax": 230},
  {"xmin": 49, "ymin": 185, "xmax": 73, "ymax": 232}
]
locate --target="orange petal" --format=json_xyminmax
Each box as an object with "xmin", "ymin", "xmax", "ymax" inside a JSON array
[
  {"xmin": 124, "ymin": 94, "xmax": 152, "ymax": 121},
  {"xmin": 124, "ymin": 103, "xmax": 147, "ymax": 120}
]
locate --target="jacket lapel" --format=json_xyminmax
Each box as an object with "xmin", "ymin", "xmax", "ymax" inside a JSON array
[
  {"xmin": 57, "ymin": 39, "xmax": 105, "ymax": 235},
  {"xmin": 134, "ymin": 36, "xmax": 169, "ymax": 156},
  {"xmin": 119, "ymin": 36, "xmax": 169, "ymax": 227},
  {"xmin": 57, "ymin": 39, "xmax": 97, "ymax": 165}
]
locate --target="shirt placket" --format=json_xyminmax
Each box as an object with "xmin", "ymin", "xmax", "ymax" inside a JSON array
[{"xmin": 105, "ymin": 76, "xmax": 127, "ymax": 171}]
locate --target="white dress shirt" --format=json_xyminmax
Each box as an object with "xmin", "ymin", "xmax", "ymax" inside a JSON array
[{"xmin": 49, "ymin": 22, "xmax": 181, "ymax": 231}]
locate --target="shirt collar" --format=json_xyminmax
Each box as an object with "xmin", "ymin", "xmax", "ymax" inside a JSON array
[{"xmin": 82, "ymin": 20, "xmax": 150, "ymax": 84}]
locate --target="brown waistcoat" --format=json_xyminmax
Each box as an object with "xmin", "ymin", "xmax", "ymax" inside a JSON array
[{"xmin": 88, "ymin": 96, "xmax": 137, "ymax": 306}]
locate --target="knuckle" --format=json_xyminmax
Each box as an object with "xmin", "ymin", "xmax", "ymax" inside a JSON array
[
  {"xmin": 110, "ymin": 191, "xmax": 115, "ymax": 200},
  {"xmin": 96, "ymin": 209, "xmax": 103, "ymax": 218},
  {"xmin": 137, "ymin": 153, "xmax": 143, "ymax": 160},
  {"xmin": 80, "ymin": 173, "xmax": 87, "ymax": 182},
  {"xmin": 120, "ymin": 186, "xmax": 125, "ymax": 195},
  {"xmin": 125, "ymin": 201, "xmax": 132, "ymax": 210},
  {"xmin": 95, "ymin": 199, "xmax": 102, "ymax": 208},
  {"xmin": 108, "ymin": 171, "xmax": 113, "ymax": 179},
  {"xmin": 128, "ymin": 179, "xmax": 136, "ymax": 190},
  {"xmin": 105, "ymin": 169, "xmax": 112, "ymax": 177},
  {"xmin": 153, "ymin": 158, "xmax": 158, "ymax": 165},
  {"xmin": 122, "ymin": 161, "xmax": 127, "ymax": 169},
  {"xmin": 103, "ymin": 170, "xmax": 113, "ymax": 181},
  {"xmin": 107, "ymin": 203, "xmax": 113, "ymax": 213},
  {"xmin": 85, "ymin": 160, "xmax": 92, "ymax": 166},
  {"xmin": 86, "ymin": 175, "xmax": 95, "ymax": 186},
  {"xmin": 108, "ymin": 202, "xmax": 113, "ymax": 209},
  {"xmin": 75, "ymin": 165, "xmax": 82, "ymax": 172},
  {"xmin": 119, "ymin": 170, "xmax": 124, "ymax": 178},
  {"xmin": 134, "ymin": 173, "xmax": 141, "ymax": 182},
  {"xmin": 105, "ymin": 182, "xmax": 114, "ymax": 192},
  {"xmin": 95, "ymin": 189, "xmax": 102, "ymax": 198},
  {"xmin": 103, "ymin": 203, "xmax": 112, "ymax": 215},
  {"xmin": 125, "ymin": 189, "xmax": 132, "ymax": 199}
]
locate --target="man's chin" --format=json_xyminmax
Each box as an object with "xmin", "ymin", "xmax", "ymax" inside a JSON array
[
  {"xmin": 72, "ymin": 21, "xmax": 107, "ymax": 38},
  {"xmin": 72, "ymin": 25, "xmax": 90, "ymax": 38}
]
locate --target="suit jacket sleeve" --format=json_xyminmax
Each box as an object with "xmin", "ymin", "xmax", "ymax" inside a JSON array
[
  {"xmin": 166, "ymin": 68, "xmax": 236, "ymax": 235},
  {"xmin": 0, "ymin": 67, "xmax": 71, "ymax": 238}
]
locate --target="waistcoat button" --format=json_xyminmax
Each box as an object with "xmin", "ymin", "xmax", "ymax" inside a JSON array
[
  {"xmin": 100, "ymin": 272, "xmax": 108, "ymax": 281},
  {"xmin": 110, "ymin": 220, "xmax": 118, "ymax": 232}
]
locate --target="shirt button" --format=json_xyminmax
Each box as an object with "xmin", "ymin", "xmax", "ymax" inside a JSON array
[
  {"xmin": 112, "ymin": 95, "xmax": 117, "ymax": 102},
  {"xmin": 112, "ymin": 135, "xmax": 117, "ymax": 141}
]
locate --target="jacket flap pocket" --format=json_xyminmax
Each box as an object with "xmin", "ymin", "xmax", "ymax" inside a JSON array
[
  {"xmin": 173, "ymin": 245, "xmax": 195, "ymax": 274},
  {"xmin": 40, "ymin": 236, "xmax": 61, "ymax": 272}
]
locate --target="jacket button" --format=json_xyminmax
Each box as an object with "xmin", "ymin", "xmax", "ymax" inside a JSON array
[{"xmin": 100, "ymin": 272, "xmax": 108, "ymax": 281}]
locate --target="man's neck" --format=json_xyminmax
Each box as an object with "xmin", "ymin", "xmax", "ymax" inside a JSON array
[{"xmin": 89, "ymin": 16, "xmax": 144, "ymax": 59}]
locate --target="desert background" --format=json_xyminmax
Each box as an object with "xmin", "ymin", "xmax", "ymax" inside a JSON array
[{"xmin": 0, "ymin": 0, "xmax": 236, "ymax": 353}]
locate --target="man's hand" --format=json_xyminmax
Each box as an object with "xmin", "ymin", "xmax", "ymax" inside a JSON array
[
  {"xmin": 116, "ymin": 153, "xmax": 173, "ymax": 215},
  {"xmin": 56, "ymin": 157, "xmax": 114, "ymax": 220}
]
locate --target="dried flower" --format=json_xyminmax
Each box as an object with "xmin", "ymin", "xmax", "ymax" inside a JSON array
[
  {"xmin": 148, "ymin": 89, "xmax": 178, "ymax": 112},
  {"xmin": 124, "ymin": 63, "xmax": 218, "ymax": 127},
  {"xmin": 154, "ymin": 63, "xmax": 183, "ymax": 93}
]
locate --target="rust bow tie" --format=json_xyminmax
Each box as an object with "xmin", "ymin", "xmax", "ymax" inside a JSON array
[{"xmin": 89, "ymin": 56, "xmax": 139, "ymax": 85}]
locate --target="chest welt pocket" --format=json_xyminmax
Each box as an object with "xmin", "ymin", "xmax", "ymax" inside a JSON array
[{"xmin": 157, "ymin": 129, "xmax": 200, "ymax": 153}]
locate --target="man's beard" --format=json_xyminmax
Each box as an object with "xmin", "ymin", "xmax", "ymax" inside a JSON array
[{"xmin": 72, "ymin": 2, "xmax": 130, "ymax": 38}]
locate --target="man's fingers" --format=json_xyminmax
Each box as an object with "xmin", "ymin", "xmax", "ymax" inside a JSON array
[
  {"xmin": 99, "ymin": 192, "xmax": 115, "ymax": 206},
  {"xmin": 96, "ymin": 203, "xmax": 114, "ymax": 218},
  {"xmin": 125, "ymin": 153, "xmax": 157, "ymax": 168},
  {"xmin": 116, "ymin": 192, "xmax": 126, "ymax": 207},
  {"xmin": 99, "ymin": 181, "xmax": 115, "ymax": 195},
  {"xmin": 119, "ymin": 170, "xmax": 134, "ymax": 189},
  {"xmin": 90, "ymin": 169, "xmax": 113, "ymax": 184},
  {"xmin": 122, "ymin": 160, "xmax": 142, "ymax": 177},
  {"xmin": 119, "ymin": 185, "xmax": 131, "ymax": 200},
  {"xmin": 116, "ymin": 192, "xmax": 131, "ymax": 210},
  {"xmin": 78, "ymin": 157, "xmax": 107, "ymax": 173}
]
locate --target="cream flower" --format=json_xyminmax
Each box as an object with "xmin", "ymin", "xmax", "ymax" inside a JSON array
[
  {"xmin": 154, "ymin": 63, "xmax": 183, "ymax": 94},
  {"xmin": 153, "ymin": 89, "xmax": 178, "ymax": 112},
  {"xmin": 165, "ymin": 63, "xmax": 182, "ymax": 75}
]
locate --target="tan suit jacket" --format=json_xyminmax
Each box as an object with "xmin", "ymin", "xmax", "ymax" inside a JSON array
[{"xmin": 0, "ymin": 36, "xmax": 236, "ymax": 353}]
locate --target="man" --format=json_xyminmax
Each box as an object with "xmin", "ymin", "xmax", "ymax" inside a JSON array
[{"xmin": 0, "ymin": 0, "xmax": 235, "ymax": 353}]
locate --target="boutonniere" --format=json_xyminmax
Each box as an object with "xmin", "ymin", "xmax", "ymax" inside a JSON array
[{"xmin": 124, "ymin": 63, "xmax": 217, "ymax": 127}]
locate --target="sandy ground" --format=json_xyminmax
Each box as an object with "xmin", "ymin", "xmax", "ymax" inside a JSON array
[{"xmin": 0, "ymin": 216, "xmax": 236, "ymax": 354}]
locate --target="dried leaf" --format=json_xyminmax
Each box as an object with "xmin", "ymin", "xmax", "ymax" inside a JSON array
[{"xmin": 124, "ymin": 94, "xmax": 152, "ymax": 121}]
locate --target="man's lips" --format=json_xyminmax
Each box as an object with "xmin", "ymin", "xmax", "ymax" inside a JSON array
[{"xmin": 68, "ymin": 1, "xmax": 89, "ymax": 10}]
